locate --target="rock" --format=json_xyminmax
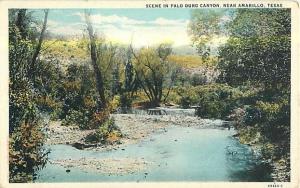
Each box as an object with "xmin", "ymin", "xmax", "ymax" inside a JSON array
[{"xmin": 72, "ymin": 142, "xmax": 97, "ymax": 150}]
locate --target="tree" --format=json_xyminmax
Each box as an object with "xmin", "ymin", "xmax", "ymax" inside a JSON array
[
  {"xmin": 217, "ymin": 9, "xmax": 290, "ymax": 91},
  {"xmin": 124, "ymin": 48, "xmax": 136, "ymax": 94},
  {"xmin": 131, "ymin": 44, "xmax": 172, "ymax": 106},
  {"xmin": 188, "ymin": 9, "xmax": 227, "ymax": 60},
  {"xmin": 215, "ymin": 9, "xmax": 291, "ymax": 176},
  {"xmin": 84, "ymin": 10, "xmax": 106, "ymax": 109},
  {"xmin": 30, "ymin": 9, "xmax": 49, "ymax": 84},
  {"xmin": 9, "ymin": 9, "xmax": 50, "ymax": 182}
]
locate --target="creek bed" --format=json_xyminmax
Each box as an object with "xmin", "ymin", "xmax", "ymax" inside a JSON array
[{"xmin": 36, "ymin": 126, "xmax": 272, "ymax": 182}]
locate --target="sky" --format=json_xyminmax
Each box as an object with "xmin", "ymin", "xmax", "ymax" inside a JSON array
[{"xmin": 31, "ymin": 9, "xmax": 193, "ymax": 48}]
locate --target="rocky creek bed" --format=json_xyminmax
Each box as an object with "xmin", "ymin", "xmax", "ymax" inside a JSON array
[
  {"xmin": 41, "ymin": 113, "xmax": 287, "ymax": 182},
  {"xmin": 44, "ymin": 114, "xmax": 229, "ymax": 178},
  {"xmin": 46, "ymin": 114, "xmax": 227, "ymax": 148}
]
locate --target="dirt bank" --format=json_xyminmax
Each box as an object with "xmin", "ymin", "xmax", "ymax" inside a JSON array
[{"xmin": 50, "ymin": 157, "xmax": 151, "ymax": 175}]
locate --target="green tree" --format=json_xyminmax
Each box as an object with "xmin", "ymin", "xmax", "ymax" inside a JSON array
[
  {"xmin": 216, "ymin": 9, "xmax": 291, "ymax": 179},
  {"xmin": 131, "ymin": 44, "xmax": 173, "ymax": 106},
  {"xmin": 9, "ymin": 9, "xmax": 50, "ymax": 182},
  {"xmin": 84, "ymin": 10, "xmax": 106, "ymax": 109},
  {"xmin": 188, "ymin": 9, "xmax": 227, "ymax": 60},
  {"xmin": 218, "ymin": 9, "xmax": 290, "ymax": 91}
]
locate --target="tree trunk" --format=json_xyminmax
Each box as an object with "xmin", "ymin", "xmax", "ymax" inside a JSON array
[
  {"xmin": 15, "ymin": 9, "xmax": 27, "ymax": 39},
  {"xmin": 31, "ymin": 9, "xmax": 49, "ymax": 84},
  {"xmin": 84, "ymin": 11, "xmax": 106, "ymax": 109}
]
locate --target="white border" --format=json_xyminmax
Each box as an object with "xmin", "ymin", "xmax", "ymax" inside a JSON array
[{"xmin": 0, "ymin": 1, "xmax": 299, "ymax": 188}]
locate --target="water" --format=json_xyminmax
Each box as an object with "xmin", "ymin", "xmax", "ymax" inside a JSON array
[
  {"xmin": 36, "ymin": 126, "xmax": 272, "ymax": 182},
  {"xmin": 115, "ymin": 107, "xmax": 196, "ymax": 116}
]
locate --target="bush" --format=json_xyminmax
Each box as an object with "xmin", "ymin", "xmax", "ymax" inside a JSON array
[
  {"xmin": 180, "ymin": 96, "xmax": 192, "ymax": 108},
  {"xmin": 91, "ymin": 108, "xmax": 110, "ymax": 128},
  {"xmin": 192, "ymin": 84, "xmax": 243, "ymax": 119},
  {"xmin": 243, "ymin": 105, "xmax": 262, "ymax": 126},
  {"xmin": 9, "ymin": 118, "xmax": 49, "ymax": 182},
  {"xmin": 62, "ymin": 110, "xmax": 90, "ymax": 128},
  {"xmin": 120, "ymin": 93, "xmax": 132, "ymax": 108},
  {"xmin": 109, "ymin": 95, "xmax": 121, "ymax": 111},
  {"xmin": 85, "ymin": 117, "xmax": 122, "ymax": 144},
  {"xmin": 230, "ymin": 97, "xmax": 290, "ymax": 162},
  {"xmin": 176, "ymin": 86, "xmax": 199, "ymax": 106},
  {"xmin": 9, "ymin": 22, "xmax": 49, "ymax": 182},
  {"xmin": 256, "ymin": 100, "xmax": 290, "ymax": 144}
]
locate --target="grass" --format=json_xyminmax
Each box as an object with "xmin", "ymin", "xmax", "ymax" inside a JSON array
[
  {"xmin": 42, "ymin": 39, "xmax": 217, "ymax": 69},
  {"xmin": 42, "ymin": 39, "xmax": 89, "ymax": 60},
  {"xmin": 167, "ymin": 55, "xmax": 218, "ymax": 69}
]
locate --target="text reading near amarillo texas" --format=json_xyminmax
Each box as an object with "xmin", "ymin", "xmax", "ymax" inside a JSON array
[{"xmin": 146, "ymin": 3, "xmax": 283, "ymax": 8}]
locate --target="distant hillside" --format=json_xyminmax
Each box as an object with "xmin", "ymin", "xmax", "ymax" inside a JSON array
[
  {"xmin": 41, "ymin": 39, "xmax": 217, "ymax": 72},
  {"xmin": 168, "ymin": 55, "xmax": 218, "ymax": 69},
  {"xmin": 172, "ymin": 45, "xmax": 198, "ymax": 55}
]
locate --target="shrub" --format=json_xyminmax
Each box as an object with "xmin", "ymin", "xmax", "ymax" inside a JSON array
[
  {"xmin": 193, "ymin": 84, "xmax": 243, "ymax": 119},
  {"xmin": 190, "ymin": 73, "xmax": 207, "ymax": 86},
  {"xmin": 176, "ymin": 86, "xmax": 199, "ymax": 106},
  {"xmin": 85, "ymin": 117, "xmax": 122, "ymax": 144},
  {"xmin": 228, "ymin": 107, "xmax": 246, "ymax": 127},
  {"xmin": 243, "ymin": 105, "xmax": 263, "ymax": 126},
  {"xmin": 120, "ymin": 93, "xmax": 132, "ymax": 108},
  {"xmin": 9, "ymin": 120, "xmax": 49, "ymax": 182},
  {"xmin": 109, "ymin": 95, "xmax": 121, "ymax": 112},
  {"xmin": 91, "ymin": 108, "xmax": 110, "ymax": 128},
  {"xmin": 62, "ymin": 110, "xmax": 91, "ymax": 128},
  {"xmin": 180, "ymin": 96, "xmax": 192, "ymax": 108},
  {"xmin": 256, "ymin": 100, "xmax": 290, "ymax": 144},
  {"xmin": 230, "ymin": 97, "xmax": 290, "ymax": 162}
]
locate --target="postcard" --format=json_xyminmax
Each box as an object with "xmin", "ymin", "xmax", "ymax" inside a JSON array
[{"xmin": 0, "ymin": 0, "xmax": 299, "ymax": 188}]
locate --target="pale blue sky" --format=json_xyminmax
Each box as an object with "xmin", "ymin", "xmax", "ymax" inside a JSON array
[
  {"xmin": 30, "ymin": 9, "xmax": 192, "ymax": 47},
  {"xmin": 42, "ymin": 9, "xmax": 191, "ymax": 22},
  {"xmin": 29, "ymin": 9, "xmax": 230, "ymax": 48}
]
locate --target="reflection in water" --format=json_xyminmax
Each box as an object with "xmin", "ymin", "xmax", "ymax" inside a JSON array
[
  {"xmin": 225, "ymin": 142, "xmax": 272, "ymax": 182},
  {"xmin": 115, "ymin": 107, "xmax": 196, "ymax": 116},
  {"xmin": 228, "ymin": 162, "xmax": 272, "ymax": 182},
  {"xmin": 36, "ymin": 127, "xmax": 272, "ymax": 182}
]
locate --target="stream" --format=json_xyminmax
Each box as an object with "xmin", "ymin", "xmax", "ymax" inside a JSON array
[{"xmin": 36, "ymin": 124, "xmax": 272, "ymax": 182}]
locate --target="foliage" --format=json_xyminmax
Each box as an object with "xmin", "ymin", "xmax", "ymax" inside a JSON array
[
  {"xmin": 167, "ymin": 55, "xmax": 217, "ymax": 68},
  {"xmin": 120, "ymin": 93, "xmax": 133, "ymax": 108},
  {"xmin": 58, "ymin": 61, "xmax": 123, "ymax": 129},
  {"xmin": 218, "ymin": 36, "xmax": 290, "ymax": 89},
  {"xmin": 9, "ymin": 121, "xmax": 49, "ymax": 182},
  {"xmin": 9, "ymin": 9, "xmax": 49, "ymax": 182},
  {"xmin": 132, "ymin": 44, "xmax": 174, "ymax": 106},
  {"xmin": 85, "ymin": 117, "xmax": 122, "ymax": 144},
  {"xmin": 180, "ymin": 96, "xmax": 193, "ymax": 109},
  {"xmin": 188, "ymin": 9, "xmax": 227, "ymax": 58},
  {"xmin": 176, "ymin": 84, "xmax": 243, "ymax": 119},
  {"xmin": 218, "ymin": 9, "xmax": 290, "ymax": 90},
  {"xmin": 231, "ymin": 99, "xmax": 290, "ymax": 160},
  {"xmin": 195, "ymin": 84, "xmax": 244, "ymax": 119},
  {"xmin": 42, "ymin": 39, "xmax": 89, "ymax": 60},
  {"xmin": 214, "ymin": 9, "xmax": 291, "ymax": 172}
]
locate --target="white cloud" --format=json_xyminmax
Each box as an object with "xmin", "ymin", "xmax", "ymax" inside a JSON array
[
  {"xmin": 151, "ymin": 17, "xmax": 188, "ymax": 26},
  {"xmin": 90, "ymin": 23, "xmax": 191, "ymax": 47},
  {"xmin": 47, "ymin": 20, "xmax": 60, "ymax": 27},
  {"xmin": 49, "ymin": 13, "xmax": 192, "ymax": 47},
  {"xmin": 47, "ymin": 20, "xmax": 85, "ymax": 36},
  {"xmin": 74, "ymin": 12, "xmax": 145, "ymax": 25}
]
